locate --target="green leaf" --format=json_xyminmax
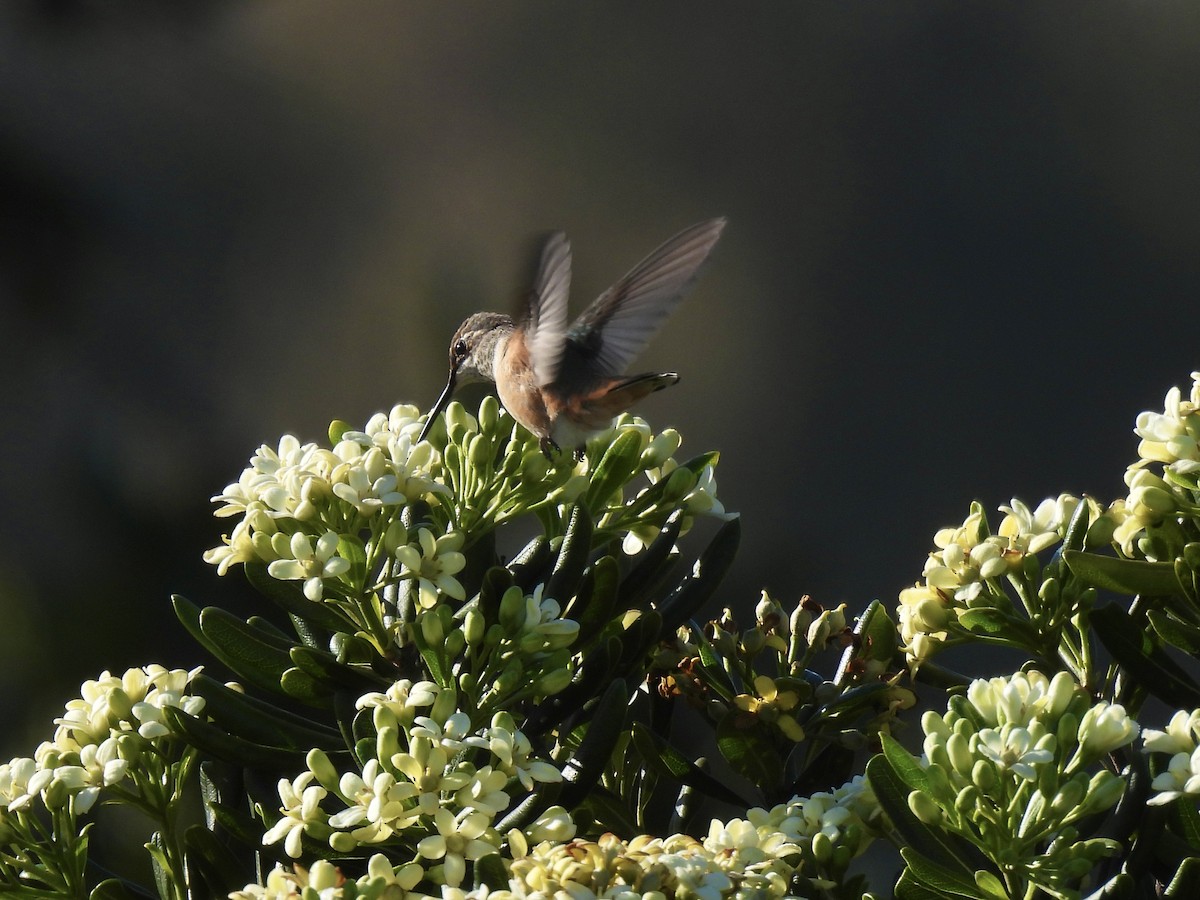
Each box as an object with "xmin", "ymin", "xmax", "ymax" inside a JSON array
[
  {"xmin": 657, "ymin": 517, "xmax": 741, "ymax": 634},
  {"xmin": 881, "ymin": 733, "xmax": 932, "ymax": 793},
  {"xmin": 279, "ymin": 666, "xmax": 335, "ymax": 709},
  {"xmin": 573, "ymin": 555, "xmax": 621, "ymax": 645},
  {"xmin": 866, "ymin": 747, "xmax": 986, "ymax": 874},
  {"xmin": 245, "ymin": 561, "xmax": 350, "ymax": 633},
  {"xmin": 615, "ymin": 609, "xmax": 664, "ymax": 676},
  {"xmin": 474, "ymin": 854, "xmax": 509, "ymax": 892},
  {"xmin": 583, "ymin": 429, "xmax": 644, "ymax": 511},
  {"xmin": 1082, "ymin": 873, "xmax": 1135, "ymax": 900},
  {"xmin": 509, "ymin": 535, "xmax": 553, "ymax": 592},
  {"xmin": 957, "ymin": 608, "xmax": 1011, "ymax": 635},
  {"xmin": 1092, "ymin": 604, "xmax": 1200, "ymax": 708},
  {"xmin": 558, "ymin": 679, "xmax": 631, "ymax": 808},
  {"xmin": 289, "ymin": 645, "xmax": 391, "ymax": 693},
  {"xmin": 715, "ymin": 714, "xmax": 783, "ymax": 792},
  {"xmin": 197, "ymin": 606, "xmax": 295, "ymax": 694},
  {"xmin": 161, "ymin": 707, "xmax": 308, "ymax": 768},
  {"xmin": 1063, "ymin": 550, "xmax": 1183, "ymax": 596},
  {"xmin": 900, "ymin": 848, "xmax": 992, "ymax": 899},
  {"xmin": 577, "ymin": 786, "xmax": 640, "ymax": 835},
  {"xmin": 1166, "ymin": 858, "xmax": 1200, "ymax": 899},
  {"xmin": 630, "ymin": 722, "xmax": 749, "ymax": 806},
  {"xmin": 190, "ymin": 673, "xmax": 342, "ymax": 751},
  {"xmin": 546, "ymin": 505, "xmax": 593, "ymax": 604},
  {"xmin": 1148, "ymin": 608, "xmax": 1200, "ymax": 655},
  {"xmin": 183, "ymin": 824, "xmax": 243, "ymax": 898},
  {"xmin": 617, "ymin": 510, "xmax": 685, "ymax": 610}
]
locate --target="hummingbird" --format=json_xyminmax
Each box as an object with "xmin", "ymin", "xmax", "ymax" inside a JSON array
[{"xmin": 417, "ymin": 217, "xmax": 726, "ymax": 459}]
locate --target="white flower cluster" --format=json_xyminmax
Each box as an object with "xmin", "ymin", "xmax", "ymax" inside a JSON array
[
  {"xmin": 0, "ymin": 665, "xmax": 204, "ymax": 817},
  {"xmin": 204, "ymin": 405, "xmax": 460, "ymax": 605},
  {"xmin": 1110, "ymin": 372, "xmax": 1200, "ymax": 556},
  {"xmin": 897, "ymin": 496, "xmax": 1095, "ymax": 662},
  {"xmin": 1144, "ymin": 708, "xmax": 1200, "ymax": 806},
  {"xmin": 261, "ymin": 681, "xmax": 563, "ymax": 888},
  {"xmin": 237, "ymin": 777, "xmax": 878, "ymax": 900}
]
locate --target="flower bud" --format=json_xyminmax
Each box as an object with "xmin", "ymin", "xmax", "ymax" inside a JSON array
[
  {"xmin": 444, "ymin": 628, "xmax": 466, "ymax": 660},
  {"xmin": 536, "ymin": 666, "xmax": 573, "ymax": 696},
  {"xmin": 908, "ymin": 790, "xmax": 942, "ymax": 825},
  {"xmin": 306, "ymin": 748, "xmax": 341, "ymax": 793},
  {"xmin": 464, "ymin": 609, "xmax": 486, "ymax": 647},
  {"xmin": 811, "ymin": 830, "xmax": 834, "ymax": 863},
  {"xmin": 420, "ymin": 610, "xmax": 445, "ymax": 646}
]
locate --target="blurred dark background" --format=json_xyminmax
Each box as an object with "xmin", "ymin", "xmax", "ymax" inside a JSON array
[{"xmin": 2, "ymin": 2, "xmax": 1198, "ymax": 759}]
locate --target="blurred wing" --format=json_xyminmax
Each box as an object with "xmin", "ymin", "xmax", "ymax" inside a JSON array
[
  {"xmin": 568, "ymin": 217, "xmax": 726, "ymax": 377},
  {"xmin": 524, "ymin": 232, "xmax": 572, "ymax": 387}
]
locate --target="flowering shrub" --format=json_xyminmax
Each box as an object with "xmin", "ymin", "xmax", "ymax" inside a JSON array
[{"xmin": 7, "ymin": 374, "xmax": 1200, "ymax": 898}]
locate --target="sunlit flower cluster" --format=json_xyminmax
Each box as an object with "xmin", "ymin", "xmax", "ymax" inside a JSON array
[
  {"xmin": 1111, "ymin": 373, "xmax": 1200, "ymax": 558},
  {"xmin": 1144, "ymin": 708, "xmax": 1200, "ymax": 806},
  {"xmin": 897, "ymin": 495, "xmax": 1106, "ymax": 663},
  {"xmin": 1, "ymin": 665, "xmax": 204, "ymax": 819},
  {"xmin": 230, "ymin": 854, "xmax": 423, "ymax": 900},
  {"xmin": 904, "ymin": 671, "xmax": 1137, "ymax": 895},
  {"xmin": 261, "ymin": 683, "xmax": 562, "ymax": 888}
]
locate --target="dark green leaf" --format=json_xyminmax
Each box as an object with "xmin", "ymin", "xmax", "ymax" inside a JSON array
[
  {"xmin": 558, "ymin": 679, "xmax": 631, "ymax": 808},
  {"xmin": 866, "ymin": 746, "xmax": 985, "ymax": 874},
  {"xmin": 630, "ymin": 722, "xmax": 749, "ymax": 806},
  {"xmin": 546, "ymin": 505, "xmax": 593, "ymax": 604},
  {"xmin": 183, "ymin": 824, "xmax": 243, "ymax": 898},
  {"xmin": 715, "ymin": 714, "xmax": 783, "ymax": 791},
  {"xmin": 583, "ymin": 429, "xmax": 644, "ymax": 511},
  {"xmin": 279, "ymin": 666, "xmax": 335, "ymax": 709},
  {"xmin": 509, "ymin": 535, "xmax": 554, "ymax": 592},
  {"xmin": 1082, "ymin": 873, "xmax": 1135, "ymax": 900},
  {"xmin": 956, "ymin": 608, "xmax": 1011, "ymax": 635},
  {"xmin": 1165, "ymin": 858, "xmax": 1200, "ymax": 899},
  {"xmin": 161, "ymin": 707, "xmax": 307, "ymax": 769},
  {"xmin": 245, "ymin": 561, "xmax": 350, "ymax": 633},
  {"xmin": 190, "ymin": 674, "xmax": 342, "ymax": 751},
  {"xmin": 657, "ymin": 517, "xmax": 740, "ymax": 634},
  {"xmin": 617, "ymin": 510, "xmax": 685, "ymax": 610},
  {"xmin": 289, "ymin": 645, "xmax": 391, "ymax": 693},
  {"xmin": 89, "ymin": 881, "xmax": 139, "ymax": 900},
  {"xmin": 1063, "ymin": 550, "xmax": 1183, "ymax": 596},
  {"xmin": 1148, "ymin": 608, "xmax": 1200, "ymax": 655},
  {"xmin": 900, "ymin": 848, "xmax": 992, "ymax": 899},
  {"xmin": 196, "ymin": 606, "xmax": 295, "ymax": 693},
  {"xmin": 474, "ymin": 854, "xmax": 509, "ymax": 892},
  {"xmin": 573, "ymin": 556, "xmax": 621, "ymax": 645},
  {"xmin": 1092, "ymin": 604, "xmax": 1200, "ymax": 708}
]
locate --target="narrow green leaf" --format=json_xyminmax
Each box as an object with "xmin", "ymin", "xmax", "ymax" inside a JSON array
[
  {"xmin": 1148, "ymin": 608, "xmax": 1200, "ymax": 655},
  {"xmin": 657, "ymin": 517, "xmax": 741, "ymax": 634},
  {"xmin": 1165, "ymin": 858, "xmax": 1200, "ymax": 899},
  {"xmin": 183, "ymin": 824, "xmax": 243, "ymax": 898},
  {"xmin": 1082, "ymin": 873, "xmax": 1135, "ymax": 900},
  {"xmin": 546, "ymin": 505, "xmax": 593, "ymax": 604},
  {"xmin": 245, "ymin": 561, "xmax": 350, "ymax": 633},
  {"xmin": 578, "ymin": 786, "xmax": 640, "ymax": 835},
  {"xmin": 900, "ymin": 848, "xmax": 991, "ymax": 899},
  {"xmin": 89, "ymin": 881, "xmax": 137, "ymax": 900},
  {"xmin": 583, "ymin": 429, "xmax": 644, "ymax": 511},
  {"xmin": 1092, "ymin": 604, "xmax": 1200, "ymax": 708},
  {"xmin": 866, "ymin": 749, "xmax": 983, "ymax": 874},
  {"xmin": 509, "ymin": 535, "xmax": 554, "ymax": 592},
  {"xmin": 630, "ymin": 722, "xmax": 749, "ymax": 806},
  {"xmin": 558, "ymin": 679, "xmax": 631, "ymax": 808},
  {"xmin": 573, "ymin": 555, "xmax": 621, "ymax": 645},
  {"xmin": 715, "ymin": 715, "xmax": 783, "ymax": 792},
  {"xmin": 474, "ymin": 854, "xmax": 509, "ymax": 892},
  {"xmin": 895, "ymin": 869, "xmax": 956, "ymax": 900},
  {"xmin": 161, "ymin": 707, "xmax": 307, "ymax": 768},
  {"xmin": 289, "ymin": 645, "xmax": 391, "ymax": 693},
  {"xmin": 198, "ymin": 606, "xmax": 295, "ymax": 693},
  {"xmin": 881, "ymin": 734, "xmax": 932, "ymax": 793},
  {"xmin": 957, "ymin": 608, "xmax": 1010, "ymax": 635},
  {"xmin": 1063, "ymin": 550, "xmax": 1183, "ymax": 596},
  {"xmin": 618, "ymin": 510, "xmax": 685, "ymax": 610},
  {"xmin": 190, "ymin": 674, "xmax": 342, "ymax": 751},
  {"xmin": 279, "ymin": 666, "xmax": 335, "ymax": 709}
]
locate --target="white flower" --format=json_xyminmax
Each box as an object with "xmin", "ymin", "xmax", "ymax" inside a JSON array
[
  {"xmin": 394, "ymin": 528, "xmax": 467, "ymax": 608},
  {"xmin": 1078, "ymin": 702, "xmax": 1139, "ymax": 758},
  {"xmin": 1144, "ymin": 709, "xmax": 1200, "ymax": 755},
  {"xmin": 267, "ymin": 531, "xmax": 350, "ymax": 601},
  {"xmin": 416, "ymin": 808, "xmax": 498, "ymax": 887},
  {"xmin": 263, "ymin": 772, "xmax": 328, "ymax": 859},
  {"xmin": 975, "ymin": 725, "xmax": 1055, "ymax": 781}
]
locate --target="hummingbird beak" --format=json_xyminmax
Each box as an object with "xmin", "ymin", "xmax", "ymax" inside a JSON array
[{"xmin": 418, "ymin": 365, "xmax": 459, "ymax": 443}]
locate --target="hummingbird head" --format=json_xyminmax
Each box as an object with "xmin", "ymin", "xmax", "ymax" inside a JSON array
[{"xmin": 418, "ymin": 312, "xmax": 515, "ymax": 443}]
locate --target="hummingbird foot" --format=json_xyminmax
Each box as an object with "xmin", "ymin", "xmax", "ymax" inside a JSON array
[{"xmin": 539, "ymin": 436, "xmax": 561, "ymax": 459}]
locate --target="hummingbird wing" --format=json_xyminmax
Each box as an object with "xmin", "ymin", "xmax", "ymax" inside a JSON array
[
  {"xmin": 523, "ymin": 232, "xmax": 573, "ymax": 387},
  {"xmin": 563, "ymin": 217, "xmax": 726, "ymax": 379}
]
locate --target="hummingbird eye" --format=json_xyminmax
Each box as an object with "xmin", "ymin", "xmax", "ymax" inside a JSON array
[{"xmin": 452, "ymin": 339, "xmax": 468, "ymax": 360}]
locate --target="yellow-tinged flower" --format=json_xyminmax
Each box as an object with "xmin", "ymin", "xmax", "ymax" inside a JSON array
[{"xmin": 395, "ymin": 528, "xmax": 467, "ymax": 608}]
